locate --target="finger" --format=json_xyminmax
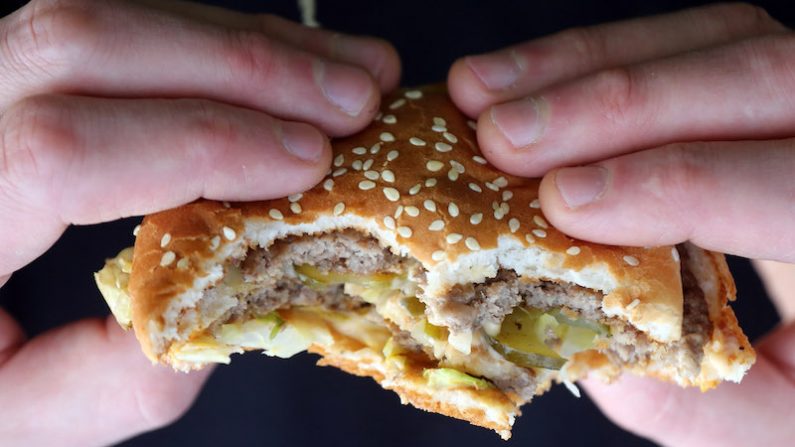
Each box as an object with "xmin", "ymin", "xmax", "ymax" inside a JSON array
[
  {"xmin": 582, "ymin": 320, "xmax": 795, "ymax": 446},
  {"xmin": 449, "ymin": 2, "xmax": 786, "ymax": 117},
  {"xmin": 134, "ymin": 0, "xmax": 401, "ymax": 91},
  {"xmin": 0, "ymin": 94, "xmax": 332, "ymax": 275},
  {"xmin": 753, "ymin": 260, "xmax": 795, "ymax": 322},
  {"xmin": 0, "ymin": 316, "xmax": 211, "ymax": 446},
  {"xmin": 0, "ymin": 307, "xmax": 26, "ymax": 365},
  {"xmin": 478, "ymin": 32, "xmax": 795, "ymax": 177},
  {"xmin": 537, "ymin": 140, "xmax": 795, "ymax": 262},
  {"xmin": 0, "ymin": 0, "xmax": 381, "ymax": 135}
]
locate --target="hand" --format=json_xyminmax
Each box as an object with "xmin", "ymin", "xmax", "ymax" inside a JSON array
[
  {"xmin": 0, "ymin": 0, "xmax": 399, "ymax": 445},
  {"xmin": 448, "ymin": 3, "xmax": 794, "ymax": 445}
]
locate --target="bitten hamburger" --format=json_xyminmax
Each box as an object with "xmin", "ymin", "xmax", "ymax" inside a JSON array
[{"xmin": 95, "ymin": 85, "xmax": 754, "ymax": 439}]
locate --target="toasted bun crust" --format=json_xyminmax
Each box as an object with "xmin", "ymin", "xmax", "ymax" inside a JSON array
[{"xmin": 129, "ymin": 85, "xmax": 685, "ymax": 358}]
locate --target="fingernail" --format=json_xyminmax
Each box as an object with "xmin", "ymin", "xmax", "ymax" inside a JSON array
[
  {"xmin": 555, "ymin": 166, "xmax": 609, "ymax": 208},
  {"xmin": 281, "ymin": 122, "xmax": 326, "ymax": 162},
  {"xmin": 490, "ymin": 97, "xmax": 548, "ymax": 148},
  {"xmin": 466, "ymin": 50, "xmax": 526, "ymax": 91},
  {"xmin": 314, "ymin": 59, "xmax": 373, "ymax": 116}
]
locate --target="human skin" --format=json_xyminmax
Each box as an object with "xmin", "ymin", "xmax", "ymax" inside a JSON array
[
  {"xmin": 448, "ymin": 3, "xmax": 795, "ymax": 446},
  {"xmin": 0, "ymin": 0, "xmax": 400, "ymax": 445}
]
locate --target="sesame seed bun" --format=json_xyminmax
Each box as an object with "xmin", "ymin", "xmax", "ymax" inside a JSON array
[{"xmin": 97, "ymin": 85, "xmax": 753, "ymax": 438}]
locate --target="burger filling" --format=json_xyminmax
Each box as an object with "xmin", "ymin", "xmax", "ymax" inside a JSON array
[{"xmin": 98, "ymin": 231, "xmax": 712, "ymax": 401}]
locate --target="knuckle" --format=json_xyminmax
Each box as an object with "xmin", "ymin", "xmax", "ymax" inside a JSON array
[
  {"xmin": 590, "ymin": 67, "xmax": 646, "ymax": 129},
  {"xmin": 8, "ymin": 0, "xmax": 100, "ymax": 74},
  {"xmin": 652, "ymin": 143, "xmax": 709, "ymax": 205},
  {"xmin": 221, "ymin": 29, "xmax": 280, "ymax": 89},
  {"xmin": 0, "ymin": 96, "xmax": 76, "ymax": 188},
  {"xmin": 558, "ymin": 26, "xmax": 609, "ymax": 70},
  {"xmin": 180, "ymin": 100, "xmax": 242, "ymax": 171},
  {"xmin": 707, "ymin": 3, "xmax": 785, "ymax": 36}
]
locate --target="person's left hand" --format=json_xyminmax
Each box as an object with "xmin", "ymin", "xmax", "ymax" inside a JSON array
[{"xmin": 447, "ymin": 3, "xmax": 795, "ymax": 446}]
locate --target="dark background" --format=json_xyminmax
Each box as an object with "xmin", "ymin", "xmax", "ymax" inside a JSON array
[{"xmin": 0, "ymin": 1, "xmax": 791, "ymax": 446}]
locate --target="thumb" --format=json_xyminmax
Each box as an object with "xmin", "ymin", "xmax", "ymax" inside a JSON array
[{"xmin": 582, "ymin": 320, "xmax": 795, "ymax": 447}]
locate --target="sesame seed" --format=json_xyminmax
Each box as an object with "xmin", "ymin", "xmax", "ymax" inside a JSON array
[
  {"xmin": 223, "ymin": 201, "xmax": 231, "ymax": 208},
  {"xmin": 419, "ymin": 200, "xmax": 434, "ymax": 213},
  {"xmin": 425, "ymin": 178, "xmax": 437, "ymax": 187},
  {"xmin": 370, "ymin": 143, "xmax": 381, "ymax": 154},
  {"xmin": 494, "ymin": 176, "xmax": 508, "ymax": 188},
  {"xmin": 525, "ymin": 234, "xmax": 535, "ymax": 244},
  {"xmin": 333, "ymin": 155, "xmax": 344, "ymax": 167},
  {"xmin": 381, "ymin": 170, "xmax": 395, "ymax": 183},
  {"xmin": 426, "ymin": 160, "xmax": 444, "ymax": 172},
  {"xmin": 290, "ymin": 203, "xmax": 302, "ymax": 214},
  {"xmin": 333, "ymin": 202, "xmax": 345, "ymax": 216},
  {"xmin": 432, "ymin": 251, "xmax": 445, "ymax": 262},
  {"xmin": 380, "ymin": 132, "xmax": 395, "ymax": 142},
  {"xmin": 382, "ymin": 114, "xmax": 397, "ymax": 124},
  {"xmin": 405, "ymin": 90, "xmax": 423, "ymax": 99},
  {"xmin": 485, "ymin": 182, "xmax": 499, "ymax": 191},
  {"xmin": 672, "ymin": 247, "xmax": 680, "ymax": 263},
  {"xmin": 533, "ymin": 215, "xmax": 549, "ymax": 229},
  {"xmin": 364, "ymin": 170, "xmax": 380, "ymax": 180},
  {"xmin": 494, "ymin": 209, "xmax": 505, "ymax": 220},
  {"xmin": 469, "ymin": 183, "xmax": 483, "ymax": 193},
  {"xmin": 409, "ymin": 183, "xmax": 422, "ymax": 195},
  {"xmin": 530, "ymin": 199, "xmax": 541, "ymax": 209},
  {"xmin": 627, "ymin": 298, "xmax": 641, "ymax": 310},
  {"xmin": 410, "ymin": 137, "xmax": 426, "ymax": 146},
  {"xmin": 446, "ymin": 233, "xmax": 463, "ymax": 244},
  {"xmin": 352, "ymin": 160, "xmax": 363, "ymax": 171},
  {"xmin": 387, "ymin": 150, "xmax": 399, "ymax": 161},
  {"xmin": 405, "ymin": 206, "xmax": 420, "ymax": 217},
  {"xmin": 160, "ymin": 251, "xmax": 176, "ymax": 267},
  {"xmin": 383, "ymin": 216, "xmax": 396, "ymax": 230},
  {"xmin": 390, "ymin": 98, "xmax": 406, "ymax": 109},
  {"xmin": 431, "ymin": 124, "xmax": 447, "ymax": 132},
  {"xmin": 435, "ymin": 142, "xmax": 452, "ymax": 152},
  {"xmin": 532, "ymin": 229, "xmax": 547, "ymax": 238},
  {"xmin": 210, "ymin": 236, "xmax": 221, "ymax": 250},
  {"xmin": 268, "ymin": 209, "xmax": 283, "ymax": 221},
  {"xmin": 288, "ymin": 193, "xmax": 303, "ymax": 202},
  {"xmin": 472, "ymin": 155, "xmax": 487, "ymax": 165},
  {"xmin": 394, "ymin": 205, "xmax": 404, "ymax": 218},
  {"xmin": 383, "ymin": 187, "xmax": 400, "ymax": 201},
  {"xmin": 362, "ymin": 159, "xmax": 374, "ymax": 170},
  {"xmin": 358, "ymin": 180, "xmax": 376, "ymax": 190},
  {"xmin": 132, "ymin": 225, "xmax": 141, "ymax": 237},
  {"xmin": 448, "ymin": 202, "xmax": 459, "ymax": 217},
  {"xmin": 470, "ymin": 213, "xmax": 483, "ymax": 225},
  {"xmin": 509, "ymin": 218, "xmax": 520, "ymax": 233},
  {"xmin": 623, "ymin": 255, "xmax": 640, "ymax": 267},
  {"xmin": 375, "ymin": 111, "xmax": 383, "ymax": 121},
  {"xmin": 223, "ymin": 226, "xmax": 237, "ymax": 239},
  {"xmin": 323, "ymin": 179, "xmax": 334, "ymax": 191},
  {"xmin": 492, "ymin": 201, "xmax": 500, "ymax": 211},
  {"xmin": 447, "ymin": 169, "xmax": 459, "ymax": 181},
  {"xmin": 428, "ymin": 220, "xmax": 445, "ymax": 231},
  {"xmin": 450, "ymin": 160, "xmax": 465, "ymax": 173},
  {"xmin": 443, "ymin": 132, "xmax": 458, "ymax": 143},
  {"xmin": 397, "ymin": 226, "xmax": 413, "ymax": 238},
  {"xmin": 465, "ymin": 237, "xmax": 481, "ymax": 251},
  {"xmin": 500, "ymin": 202, "xmax": 510, "ymax": 214},
  {"xmin": 567, "ymin": 246, "xmax": 581, "ymax": 256},
  {"xmin": 160, "ymin": 233, "xmax": 171, "ymax": 248},
  {"xmin": 333, "ymin": 168, "xmax": 347, "ymax": 177},
  {"xmin": 352, "ymin": 146, "xmax": 367, "ymax": 155},
  {"xmin": 433, "ymin": 117, "xmax": 446, "ymax": 126},
  {"xmin": 502, "ymin": 191, "xmax": 513, "ymax": 201},
  {"xmin": 467, "ymin": 120, "xmax": 477, "ymax": 130},
  {"xmin": 176, "ymin": 257, "xmax": 190, "ymax": 270}
]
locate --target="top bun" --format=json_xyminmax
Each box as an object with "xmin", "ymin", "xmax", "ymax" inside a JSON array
[{"xmin": 129, "ymin": 85, "xmax": 686, "ymax": 359}]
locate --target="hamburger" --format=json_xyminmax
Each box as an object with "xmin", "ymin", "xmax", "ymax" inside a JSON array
[{"xmin": 95, "ymin": 85, "xmax": 754, "ymax": 439}]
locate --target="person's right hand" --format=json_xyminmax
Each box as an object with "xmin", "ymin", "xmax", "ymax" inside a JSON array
[{"xmin": 0, "ymin": 0, "xmax": 399, "ymax": 445}]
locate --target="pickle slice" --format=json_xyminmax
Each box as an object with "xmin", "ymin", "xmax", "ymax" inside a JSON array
[{"xmin": 487, "ymin": 338, "xmax": 567, "ymax": 370}]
